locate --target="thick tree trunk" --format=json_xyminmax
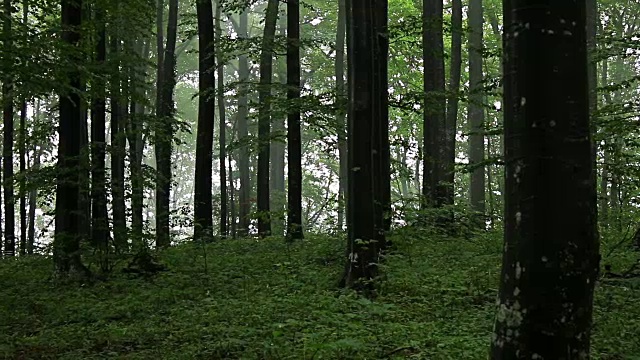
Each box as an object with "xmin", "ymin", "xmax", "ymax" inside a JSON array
[
  {"xmin": 491, "ymin": 2, "xmax": 600, "ymax": 357},
  {"xmin": 155, "ymin": 0, "xmax": 178, "ymax": 248},
  {"xmin": 193, "ymin": 0, "xmax": 215, "ymax": 241},
  {"xmin": 468, "ymin": 0, "xmax": 485, "ymax": 224},
  {"xmin": 421, "ymin": 0, "xmax": 447, "ymax": 209},
  {"xmin": 256, "ymin": 0, "xmax": 279, "ymax": 237},
  {"xmin": 443, "ymin": 0, "xmax": 462, "ymax": 208},
  {"xmin": 286, "ymin": 0, "xmax": 303, "ymax": 240},
  {"xmin": 54, "ymin": 0, "xmax": 87, "ymax": 275},
  {"xmin": 237, "ymin": 9, "xmax": 251, "ymax": 237}
]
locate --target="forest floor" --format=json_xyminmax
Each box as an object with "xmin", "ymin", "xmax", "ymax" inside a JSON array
[{"xmin": 1, "ymin": 228, "xmax": 640, "ymax": 359}]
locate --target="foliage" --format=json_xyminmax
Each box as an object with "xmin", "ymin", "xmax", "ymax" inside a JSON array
[{"xmin": 1, "ymin": 231, "xmax": 639, "ymax": 359}]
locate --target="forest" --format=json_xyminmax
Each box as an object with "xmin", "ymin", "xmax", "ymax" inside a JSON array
[{"xmin": 1, "ymin": 0, "xmax": 640, "ymax": 358}]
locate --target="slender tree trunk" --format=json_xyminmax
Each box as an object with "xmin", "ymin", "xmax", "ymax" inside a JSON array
[
  {"xmin": 237, "ymin": 9, "xmax": 251, "ymax": 237},
  {"xmin": 256, "ymin": 0, "xmax": 279, "ymax": 237},
  {"xmin": 155, "ymin": 0, "xmax": 178, "ymax": 247},
  {"xmin": 110, "ymin": 32, "xmax": 127, "ymax": 251},
  {"xmin": 19, "ymin": 100, "xmax": 26, "ymax": 255},
  {"xmin": 491, "ymin": 2, "xmax": 599, "ymax": 357},
  {"xmin": 443, "ymin": 0, "xmax": 462, "ymax": 208},
  {"xmin": 216, "ymin": 2, "xmax": 227, "ymax": 238},
  {"xmin": 228, "ymin": 151, "xmax": 236, "ymax": 238},
  {"xmin": 3, "ymin": 0, "xmax": 15, "ymax": 257},
  {"xmin": 27, "ymin": 144, "xmax": 40, "ymax": 255},
  {"xmin": 335, "ymin": 0, "xmax": 347, "ymax": 231},
  {"xmin": 193, "ymin": 0, "xmax": 215, "ymax": 241},
  {"xmin": 127, "ymin": 39, "xmax": 148, "ymax": 246},
  {"xmin": 468, "ymin": 0, "xmax": 485, "ymax": 224},
  {"xmin": 55, "ymin": 0, "xmax": 87, "ymax": 275},
  {"xmin": 422, "ymin": 0, "xmax": 447, "ymax": 209},
  {"xmin": 286, "ymin": 0, "xmax": 303, "ymax": 240},
  {"xmin": 90, "ymin": 5, "xmax": 109, "ymax": 260}
]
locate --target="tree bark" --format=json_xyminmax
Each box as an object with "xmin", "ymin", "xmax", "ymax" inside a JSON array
[
  {"xmin": 422, "ymin": 0, "xmax": 447, "ymax": 209},
  {"xmin": 443, "ymin": 0, "xmax": 462, "ymax": 208},
  {"xmin": 491, "ymin": 2, "xmax": 600, "ymax": 357},
  {"xmin": 155, "ymin": 0, "xmax": 178, "ymax": 248},
  {"xmin": 54, "ymin": 0, "xmax": 87, "ymax": 275},
  {"xmin": 256, "ymin": 0, "xmax": 279, "ymax": 237},
  {"xmin": 468, "ymin": 0, "xmax": 485, "ymax": 224},
  {"xmin": 3, "ymin": 0, "xmax": 15, "ymax": 256},
  {"xmin": 237, "ymin": 9, "xmax": 251, "ymax": 237},
  {"xmin": 193, "ymin": 0, "xmax": 215, "ymax": 241},
  {"xmin": 286, "ymin": 0, "xmax": 303, "ymax": 240},
  {"xmin": 216, "ymin": 3, "xmax": 227, "ymax": 238},
  {"xmin": 110, "ymin": 31, "xmax": 127, "ymax": 251}
]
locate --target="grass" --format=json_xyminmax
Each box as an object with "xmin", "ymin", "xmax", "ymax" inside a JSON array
[{"xmin": 1, "ymin": 229, "xmax": 639, "ymax": 359}]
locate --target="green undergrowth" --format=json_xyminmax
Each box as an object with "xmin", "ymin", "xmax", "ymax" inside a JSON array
[{"xmin": 1, "ymin": 230, "xmax": 639, "ymax": 359}]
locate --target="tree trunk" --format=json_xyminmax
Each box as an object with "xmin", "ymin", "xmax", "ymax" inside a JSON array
[
  {"xmin": 256, "ymin": 0, "xmax": 279, "ymax": 237},
  {"xmin": 468, "ymin": 0, "xmax": 485, "ymax": 224},
  {"xmin": 3, "ymin": 0, "xmax": 15, "ymax": 256},
  {"xmin": 216, "ymin": 3, "xmax": 227, "ymax": 238},
  {"xmin": 110, "ymin": 33, "xmax": 127, "ymax": 251},
  {"xmin": 90, "ymin": 5, "xmax": 109, "ymax": 260},
  {"xmin": 237, "ymin": 9, "xmax": 251, "ymax": 237},
  {"xmin": 54, "ymin": 0, "xmax": 87, "ymax": 275},
  {"xmin": 193, "ymin": 0, "xmax": 215, "ymax": 241},
  {"xmin": 335, "ymin": 0, "xmax": 347, "ymax": 231},
  {"xmin": 443, "ymin": 0, "xmax": 461, "ymax": 208},
  {"xmin": 286, "ymin": 0, "xmax": 303, "ymax": 240},
  {"xmin": 27, "ymin": 142, "xmax": 40, "ymax": 255},
  {"xmin": 491, "ymin": 2, "xmax": 600, "ymax": 357},
  {"xmin": 155, "ymin": 0, "xmax": 178, "ymax": 248},
  {"xmin": 422, "ymin": 0, "xmax": 447, "ymax": 209},
  {"xmin": 127, "ymin": 39, "xmax": 148, "ymax": 247},
  {"xmin": 19, "ymin": 100, "xmax": 26, "ymax": 255}
]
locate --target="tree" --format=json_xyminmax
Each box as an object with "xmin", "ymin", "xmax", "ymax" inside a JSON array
[
  {"xmin": 237, "ymin": 9, "xmax": 251, "ymax": 237},
  {"xmin": 256, "ymin": 0, "xmax": 279, "ymax": 237},
  {"xmin": 341, "ymin": 0, "xmax": 388, "ymax": 292},
  {"xmin": 335, "ymin": 0, "xmax": 347, "ymax": 230},
  {"xmin": 54, "ymin": 0, "xmax": 86, "ymax": 275},
  {"xmin": 155, "ymin": 0, "xmax": 178, "ymax": 248},
  {"xmin": 468, "ymin": 0, "xmax": 485, "ymax": 224},
  {"xmin": 490, "ymin": 2, "xmax": 600, "ymax": 357},
  {"xmin": 422, "ymin": 0, "xmax": 447, "ymax": 209},
  {"xmin": 216, "ymin": 2, "xmax": 227, "ymax": 238},
  {"xmin": 193, "ymin": 0, "xmax": 215, "ymax": 241},
  {"xmin": 90, "ymin": 4, "xmax": 109, "ymax": 261},
  {"xmin": 3, "ymin": 0, "xmax": 14, "ymax": 257},
  {"xmin": 286, "ymin": 0, "xmax": 303, "ymax": 240},
  {"xmin": 444, "ymin": 0, "xmax": 462, "ymax": 208},
  {"xmin": 110, "ymin": 29, "xmax": 127, "ymax": 251}
]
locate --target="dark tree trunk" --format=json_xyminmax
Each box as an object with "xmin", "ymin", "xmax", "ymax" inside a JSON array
[
  {"xmin": 54, "ymin": 0, "xmax": 86, "ymax": 275},
  {"xmin": 216, "ymin": 3, "xmax": 228, "ymax": 238},
  {"xmin": 3, "ymin": 0, "xmax": 14, "ymax": 257},
  {"xmin": 341, "ymin": 0, "xmax": 387, "ymax": 293},
  {"xmin": 110, "ymin": 33, "xmax": 127, "ymax": 251},
  {"xmin": 443, "ymin": 0, "xmax": 461, "ymax": 208},
  {"xmin": 421, "ymin": 0, "xmax": 447, "ymax": 209},
  {"xmin": 256, "ymin": 0, "xmax": 279, "ymax": 237},
  {"xmin": 491, "ymin": 2, "xmax": 600, "ymax": 357},
  {"xmin": 468, "ymin": 0, "xmax": 485, "ymax": 224},
  {"xmin": 127, "ymin": 39, "xmax": 148, "ymax": 246},
  {"xmin": 90, "ymin": 5, "xmax": 109, "ymax": 259},
  {"xmin": 155, "ymin": 0, "xmax": 178, "ymax": 248},
  {"xmin": 27, "ymin": 144, "xmax": 40, "ymax": 255},
  {"xmin": 372, "ymin": 0, "xmax": 390, "ymax": 236},
  {"xmin": 335, "ymin": 0, "xmax": 347, "ymax": 231},
  {"xmin": 19, "ymin": 100, "xmax": 26, "ymax": 255},
  {"xmin": 237, "ymin": 9, "xmax": 251, "ymax": 237},
  {"xmin": 193, "ymin": 0, "xmax": 215, "ymax": 241},
  {"xmin": 286, "ymin": 0, "xmax": 303, "ymax": 240}
]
